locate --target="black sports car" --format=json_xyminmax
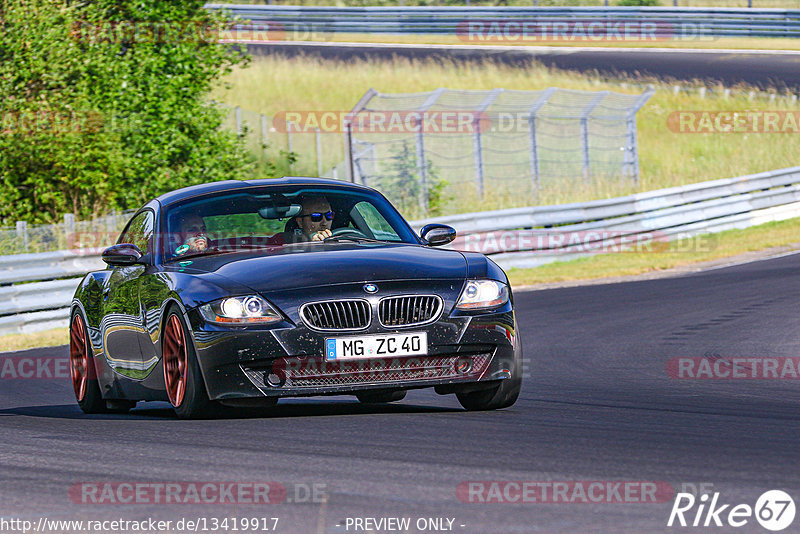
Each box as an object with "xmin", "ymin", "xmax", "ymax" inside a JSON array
[{"xmin": 69, "ymin": 178, "xmax": 522, "ymax": 418}]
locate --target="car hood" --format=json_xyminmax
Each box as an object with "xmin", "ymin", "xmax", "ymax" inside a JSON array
[{"xmin": 168, "ymin": 243, "xmax": 469, "ymax": 293}]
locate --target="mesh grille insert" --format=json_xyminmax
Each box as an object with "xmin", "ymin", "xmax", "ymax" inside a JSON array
[{"xmin": 243, "ymin": 354, "xmax": 492, "ymax": 389}]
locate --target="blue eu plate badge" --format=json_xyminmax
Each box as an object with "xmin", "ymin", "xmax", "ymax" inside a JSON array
[{"xmin": 326, "ymin": 338, "xmax": 337, "ymax": 360}]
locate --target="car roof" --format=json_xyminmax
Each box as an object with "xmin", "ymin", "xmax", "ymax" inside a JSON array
[{"xmin": 155, "ymin": 177, "xmax": 375, "ymax": 207}]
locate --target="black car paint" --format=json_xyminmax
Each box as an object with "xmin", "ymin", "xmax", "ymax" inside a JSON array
[{"xmin": 72, "ymin": 178, "xmax": 520, "ymax": 404}]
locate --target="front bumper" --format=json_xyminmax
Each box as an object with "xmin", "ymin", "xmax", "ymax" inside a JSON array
[{"xmin": 188, "ymin": 305, "xmax": 518, "ymax": 400}]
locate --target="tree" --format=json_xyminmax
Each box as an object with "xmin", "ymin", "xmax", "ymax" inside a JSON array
[
  {"xmin": 0, "ymin": 0, "xmax": 252, "ymax": 224},
  {"xmin": 378, "ymin": 140, "xmax": 449, "ymax": 219}
]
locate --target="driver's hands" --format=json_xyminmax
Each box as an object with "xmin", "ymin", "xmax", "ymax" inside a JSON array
[
  {"xmin": 187, "ymin": 236, "xmax": 208, "ymax": 252},
  {"xmin": 311, "ymin": 229, "xmax": 332, "ymax": 241}
]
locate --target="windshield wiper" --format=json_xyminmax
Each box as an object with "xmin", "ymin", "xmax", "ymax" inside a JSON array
[
  {"xmin": 167, "ymin": 244, "xmax": 281, "ymax": 262},
  {"xmin": 323, "ymin": 236, "xmax": 384, "ymax": 244},
  {"xmin": 166, "ymin": 248, "xmax": 230, "ymax": 262}
]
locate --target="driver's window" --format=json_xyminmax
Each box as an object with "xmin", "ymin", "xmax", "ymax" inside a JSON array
[{"xmin": 119, "ymin": 211, "xmax": 154, "ymax": 254}]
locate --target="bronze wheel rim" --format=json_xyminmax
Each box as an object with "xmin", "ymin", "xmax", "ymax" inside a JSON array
[
  {"xmin": 69, "ymin": 314, "xmax": 89, "ymax": 402},
  {"xmin": 163, "ymin": 314, "xmax": 187, "ymax": 407}
]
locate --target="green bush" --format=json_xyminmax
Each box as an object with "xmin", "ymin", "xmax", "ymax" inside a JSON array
[{"xmin": 0, "ymin": 0, "xmax": 254, "ymax": 224}]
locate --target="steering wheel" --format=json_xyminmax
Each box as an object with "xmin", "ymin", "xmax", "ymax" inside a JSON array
[{"xmin": 330, "ymin": 227, "xmax": 369, "ymax": 239}]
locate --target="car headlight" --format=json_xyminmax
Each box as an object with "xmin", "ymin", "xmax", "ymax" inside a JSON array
[
  {"xmin": 455, "ymin": 280, "xmax": 509, "ymax": 310},
  {"xmin": 199, "ymin": 296, "xmax": 282, "ymax": 324}
]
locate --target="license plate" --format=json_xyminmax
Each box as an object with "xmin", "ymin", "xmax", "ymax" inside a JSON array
[{"xmin": 325, "ymin": 332, "xmax": 427, "ymax": 361}]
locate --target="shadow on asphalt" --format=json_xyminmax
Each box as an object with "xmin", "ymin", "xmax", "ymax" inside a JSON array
[{"xmin": 0, "ymin": 400, "xmax": 462, "ymax": 421}]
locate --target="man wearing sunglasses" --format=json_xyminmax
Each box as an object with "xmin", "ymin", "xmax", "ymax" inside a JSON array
[{"xmin": 294, "ymin": 195, "xmax": 334, "ymax": 242}]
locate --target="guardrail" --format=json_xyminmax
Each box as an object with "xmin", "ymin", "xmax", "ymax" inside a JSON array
[
  {"xmin": 207, "ymin": 5, "xmax": 800, "ymax": 39},
  {"xmin": 411, "ymin": 166, "xmax": 800, "ymax": 268},
  {"xmin": 2, "ymin": 165, "xmax": 799, "ymax": 336}
]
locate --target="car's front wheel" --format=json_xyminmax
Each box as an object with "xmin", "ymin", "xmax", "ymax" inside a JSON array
[
  {"xmin": 162, "ymin": 307, "xmax": 216, "ymax": 419},
  {"xmin": 456, "ymin": 377, "xmax": 520, "ymax": 411},
  {"xmin": 456, "ymin": 324, "xmax": 523, "ymax": 411}
]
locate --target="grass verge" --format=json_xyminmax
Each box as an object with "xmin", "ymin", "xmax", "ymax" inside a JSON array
[
  {"xmin": 506, "ymin": 216, "xmax": 800, "ymax": 286},
  {"xmin": 214, "ymin": 55, "xmax": 800, "ymax": 214},
  {"xmin": 0, "ymin": 328, "xmax": 67, "ymax": 352}
]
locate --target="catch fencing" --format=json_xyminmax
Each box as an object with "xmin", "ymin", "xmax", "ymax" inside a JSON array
[
  {"xmin": 207, "ymin": 5, "xmax": 800, "ymax": 39},
  {"xmin": 222, "ymin": 105, "xmax": 347, "ymax": 179},
  {"xmin": 2, "ymin": 165, "xmax": 799, "ymax": 336},
  {"xmin": 344, "ymin": 87, "xmax": 652, "ymax": 219},
  {"xmin": 0, "ymin": 211, "xmax": 134, "ymax": 255}
]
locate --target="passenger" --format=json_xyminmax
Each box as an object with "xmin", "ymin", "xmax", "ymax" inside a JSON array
[{"xmin": 175, "ymin": 213, "xmax": 208, "ymax": 255}]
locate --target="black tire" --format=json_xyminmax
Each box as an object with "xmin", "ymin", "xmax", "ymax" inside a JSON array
[
  {"xmin": 162, "ymin": 306, "xmax": 218, "ymax": 419},
  {"xmin": 456, "ymin": 377, "xmax": 520, "ymax": 411},
  {"xmin": 70, "ymin": 310, "xmax": 108, "ymax": 414},
  {"xmin": 456, "ymin": 323, "xmax": 523, "ymax": 411},
  {"xmin": 356, "ymin": 390, "xmax": 407, "ymax": 403}
]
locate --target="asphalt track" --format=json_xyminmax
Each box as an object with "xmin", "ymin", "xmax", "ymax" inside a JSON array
[
  {"xmin": 3, "ymin": 252, "xmax": 800, "ymax": 533},
  {"xmin": 248, "ymin": 41, "xmax": 800, "ymax": 90}
]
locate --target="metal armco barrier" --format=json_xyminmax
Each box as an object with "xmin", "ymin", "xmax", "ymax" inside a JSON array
[
  {"xmin": 2, "ymin": 165, "xmax": 800, "ymax": 336},
  {"xmin": 206, "ymin": 5, "xmax": 800, "ymax": 39},
  {"xmin": 410, "ymin": 165, "xmax": 800, "ymax": 268}
]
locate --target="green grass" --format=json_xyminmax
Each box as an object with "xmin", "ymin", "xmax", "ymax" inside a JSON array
[
  {"xmin": 507, "ymin": 216, "xmax": 800, "ymax": 285},
  {"xmin": 0, "ymin": 328, "xmax": 67, "ymax": 352},
  {"xmin": 212, "ymin": 55, "xmax": 800, "ymax": 215},
  {"xmin": 294, "ymin": 33, "xmax": 800, "ymax": 51}
]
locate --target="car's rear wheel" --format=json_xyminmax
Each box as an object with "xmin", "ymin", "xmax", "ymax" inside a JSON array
[
  {"xmin": 163, "ymin": 307, "xmax": 216, "ymax": 419},
  {"xmin": 356, "ymin": 390, "xmax": 407, "ymax": 403},
  {"xmin": 70, "ymin": 312, "xmax": 105, "ymax": 413},
  {"xmin": 70, "ymin": 311, "xmax": 134, "ymax": 414}
]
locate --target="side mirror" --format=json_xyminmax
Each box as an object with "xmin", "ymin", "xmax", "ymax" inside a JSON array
[
  {"xmin": 102, "ymin": 243, "xmax": 144, "ymax": 266},
  {"xmin": 420, "ymin": 224, "xmax": 456, "ymax": 247}
]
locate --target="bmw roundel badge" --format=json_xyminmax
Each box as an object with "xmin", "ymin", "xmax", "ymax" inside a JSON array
[{"xmin": 363, "ymin": 283, "xmax": 378, "ymax": 294}]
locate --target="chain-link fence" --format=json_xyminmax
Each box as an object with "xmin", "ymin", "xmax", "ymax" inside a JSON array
[
  {"xmin": 0, "ymin": 211, "xmax": 135, "ymax": 255},
  {"xmin": 344, "ymin": 87, "xmax": 653, "ymax": 218},
  {"xmin": 221, "ymin": 104, "xmax": 347, "ymax": 179}
]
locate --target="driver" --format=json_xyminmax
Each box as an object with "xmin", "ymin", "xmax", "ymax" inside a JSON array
[
  {"xmin": 175, "ymin": 213, "xmax": 208, "ymax": 255},
  {"xmin": 291, "ymin": 195, "xmax": 334, "ymax": 242}
]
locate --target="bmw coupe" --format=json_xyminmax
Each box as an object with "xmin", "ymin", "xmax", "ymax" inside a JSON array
[{"xmin": 69, "ymin": 178, "xmax": 522, "ymax": 418}]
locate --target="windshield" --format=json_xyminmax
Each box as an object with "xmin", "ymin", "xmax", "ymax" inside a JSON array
[{"xmin": 162, "ymin": 185, "xmax": 419, "ymax": 262}]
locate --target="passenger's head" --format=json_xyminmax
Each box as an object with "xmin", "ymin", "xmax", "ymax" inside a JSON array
[
  {"xmin": 296, "ymin": 195, "xmax": 333, "ymax": 237},
  {"xmin": 178, "ymin": 213, "xmax": 206, "ymax": 240}
]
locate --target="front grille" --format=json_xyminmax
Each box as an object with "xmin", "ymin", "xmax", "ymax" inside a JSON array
[
  {"xmin": 379, "ymin": 295, "xmax": 443, "ymax": 327},
  {"xmin": 300, "ymin": 299, "xmax": 371, "ymax": 331},
  {"xmin": 243, "ymin": 354, "xmax": 491, "ymax": 389}
]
